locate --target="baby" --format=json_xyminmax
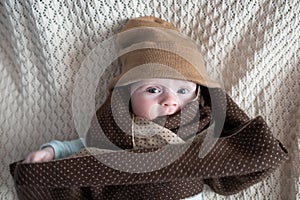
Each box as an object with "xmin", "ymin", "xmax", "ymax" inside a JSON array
[
  {"xmin": 18, "ymin": 16, "xmax": 287, "ymax": 199},
  {"xmin": 24, "ymin": 15, "xmax": 219, "ymax": 163},
  {"xmin": 24, "ymin": 78, "xmax": 199, "ymax": 163}
]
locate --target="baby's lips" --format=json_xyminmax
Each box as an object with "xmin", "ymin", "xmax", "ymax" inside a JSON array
[{"xmin": 159, "ymin": 106, "xmax": 180, "ymax": 116}]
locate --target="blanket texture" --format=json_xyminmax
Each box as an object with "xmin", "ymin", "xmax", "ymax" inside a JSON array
[{"xmin": 2, "ymin": 1, "xmax": 299, "ymax": 199}]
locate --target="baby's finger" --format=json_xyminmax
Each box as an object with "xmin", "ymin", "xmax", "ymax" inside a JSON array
[{"xmin": 23, "ymin": 155, "xmax": 34, "ymax": 163}]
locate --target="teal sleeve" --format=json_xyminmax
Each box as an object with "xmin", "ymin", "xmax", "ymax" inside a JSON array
[{"xmin": 40, "ymin": 138, "xmax": 85, "ymax": 159}]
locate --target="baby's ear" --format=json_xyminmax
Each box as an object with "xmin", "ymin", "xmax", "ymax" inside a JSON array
[
  {"xmin": 190, "ymin": 84, "xmax": 201, "ymax": 103},
  {"xmin": 196, "ymin": 84, "xmax": 201, "ymax": 96}
]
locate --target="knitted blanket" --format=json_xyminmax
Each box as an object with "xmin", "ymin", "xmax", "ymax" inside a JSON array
[{"xmin": 1, "ymin": 1, "xmax": 299, "ymax": 199}]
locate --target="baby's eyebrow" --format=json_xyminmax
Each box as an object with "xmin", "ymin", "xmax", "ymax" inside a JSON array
[
  {"xmin": 139, "ymin": 83, "xmax": 163, "ymax": 88},
  {"xmin": 178, "ymin": 84, "xmax": 196, "ymax": 90}
]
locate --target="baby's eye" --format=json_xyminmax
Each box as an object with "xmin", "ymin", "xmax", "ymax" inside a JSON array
[
  {"xmin": 146, "ymin": 87, "xmax": 161, "ymax": 93},
  {"xmin": 177, "ymin": 88, "xmax": 189, "ymax": 94}
]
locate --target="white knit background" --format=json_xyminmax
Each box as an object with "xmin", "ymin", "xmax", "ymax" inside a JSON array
[{"xmin": 0, "ymin": 0, "xmax": 299, "ymax": 199}]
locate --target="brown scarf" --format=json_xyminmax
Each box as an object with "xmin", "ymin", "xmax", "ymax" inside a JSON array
[{"xmin": 10, "ymin": 87, "xmax": 288, "ymax": 200}]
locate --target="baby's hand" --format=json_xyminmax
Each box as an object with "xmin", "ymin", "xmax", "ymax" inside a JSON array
[{"xmin": 23, "ymin": 147, "xmax": 54, "ymax": 163}]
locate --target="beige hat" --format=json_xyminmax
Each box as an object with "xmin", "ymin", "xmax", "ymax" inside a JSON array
[{"xmin": 109, "ymin": 16, "xmax": 220, "ymax": 89}]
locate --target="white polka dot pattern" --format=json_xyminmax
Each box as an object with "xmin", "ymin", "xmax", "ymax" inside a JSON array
[{"xmin": 10, "ymin": 87, "xmax": 288, "ymax": 199}]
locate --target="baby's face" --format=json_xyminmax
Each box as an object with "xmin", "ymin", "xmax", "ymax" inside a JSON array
[{"xmin": 130, "ymin": 78, "xmax": 197, "ymax": 120}]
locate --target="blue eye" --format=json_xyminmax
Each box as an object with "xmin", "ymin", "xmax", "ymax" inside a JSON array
[
  {"xmin": 177, "ymin": 88, "xmax": 189, "ymax": 94},
  {"xmin": 146, "ymin": 87, "xmax": 161, "ymax": 93}
]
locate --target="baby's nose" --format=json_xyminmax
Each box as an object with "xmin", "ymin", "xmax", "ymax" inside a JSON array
[{"xmin": 161, "ymin": 92, "xmax": 178, "ymax": 107}]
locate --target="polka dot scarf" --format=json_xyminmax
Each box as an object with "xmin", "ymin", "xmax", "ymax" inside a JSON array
[{"xmin": 10, "ymin": 87, "xmax": 288, "ymax": 200}]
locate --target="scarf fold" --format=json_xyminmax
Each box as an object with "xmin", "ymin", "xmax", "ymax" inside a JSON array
[{"xmin": 10, "ymin": 87, "xmax": 288, "ymax": 200}]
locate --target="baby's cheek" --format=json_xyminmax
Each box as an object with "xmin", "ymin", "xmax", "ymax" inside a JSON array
[
  {"xmin": 131, "ymin": 100, "xmax": 149, "ymax": 118},
  {"xmin": 180, "ymin": 95, "xmax": 195, "ymax": 105}
]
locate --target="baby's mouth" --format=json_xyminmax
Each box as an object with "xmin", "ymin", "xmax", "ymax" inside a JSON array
[
  {"xmin": 149, "ymin": 105, "xmax": 180, "ymax": 120},
  {"xmin": 164, "ymin": 108, "xmax": 178, "ymax": 115},
  {"xmin": 158, "ymin": 106, "xmax": 180, "ymax": 117}
]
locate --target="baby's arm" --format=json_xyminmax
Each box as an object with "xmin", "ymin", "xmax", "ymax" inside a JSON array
[{"xmin": 23, "ymin": 138, "xmax": 85, "ymax": 163}]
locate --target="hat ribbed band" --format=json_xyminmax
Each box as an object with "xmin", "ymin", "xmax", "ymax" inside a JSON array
[{"xmin": 121, "ymin": 16, "xmax": 179, "ymax": 32}]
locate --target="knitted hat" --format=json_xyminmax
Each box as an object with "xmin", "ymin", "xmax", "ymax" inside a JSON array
[{"xmin": 109, "ymin": 16, "xmax": 220, "ymax": 89}]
